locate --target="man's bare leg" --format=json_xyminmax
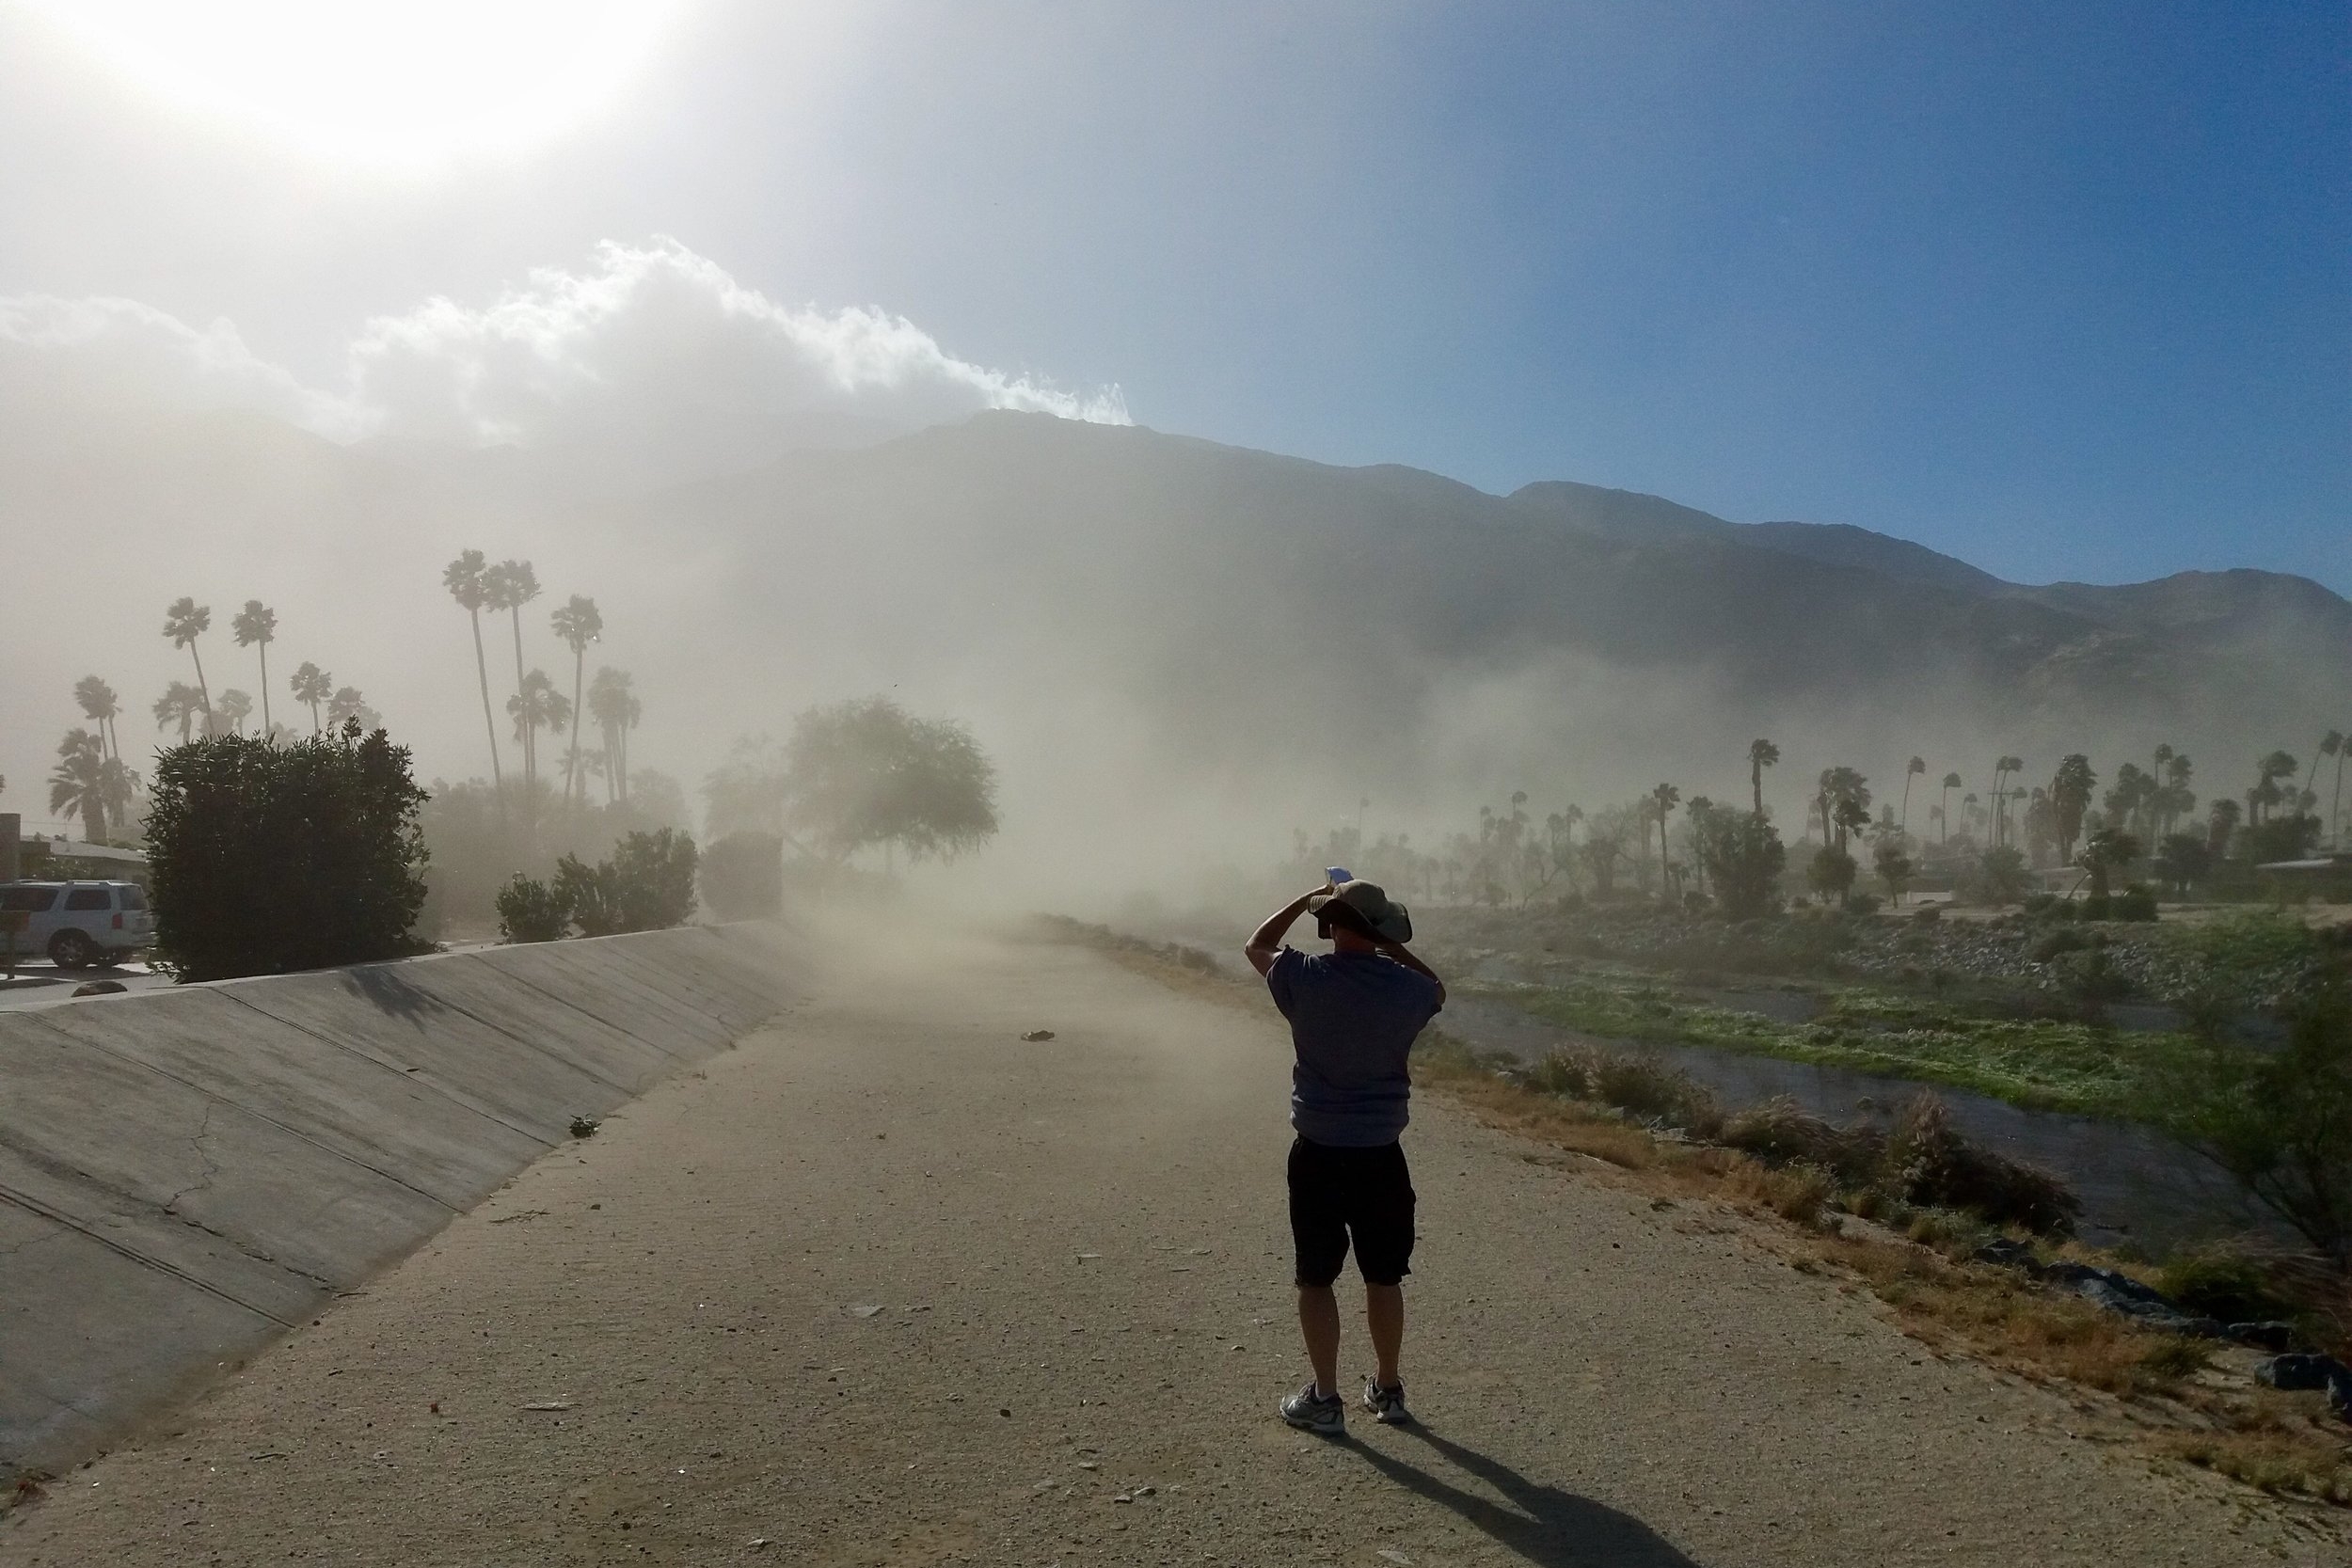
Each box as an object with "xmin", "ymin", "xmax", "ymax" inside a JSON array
[
  {"xmin": 1296, "ymin": 1285, "xmax": 1341, "ymax": 1398},
  {"xmin": 1366, "ymin": 1283, "xmax": 1404, "ymax": 1388}
]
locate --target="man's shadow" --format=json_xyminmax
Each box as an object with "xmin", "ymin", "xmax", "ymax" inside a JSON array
[{"xmin": 1339, "ymin": 1422, "xmax": 1701, "ymax": 1567}]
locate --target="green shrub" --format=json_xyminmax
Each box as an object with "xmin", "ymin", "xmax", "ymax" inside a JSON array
[
  {"xmin": 556, "ymin": 829, "xmax": 700, "ymax": 938},
  {"xmin": 496, "ymin": 874, "xmax": 571, "ymax": 943},
  {"xmin": 2158, "ymin": 1249, "xmax": 2294, "ymax": 1324},
  {"xmin": 2028, "ymin": 926, "xmax": 2089, "ymax": 963},
  {"xmin": 2109, "ymin": 884, "xmax": 2158, "ymax": 922},
  {"xmin": 144, "ymin": 725, "xmax": 428, "ymax": 981},
  {"xmin": 700, "ymin": 830, "xmax": 784, "ymax": 920}
]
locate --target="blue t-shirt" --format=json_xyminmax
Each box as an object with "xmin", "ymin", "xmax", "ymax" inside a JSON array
[{"xmin": 1265, "ymin": 947, "xmax": 1442, "ymax": 1147}]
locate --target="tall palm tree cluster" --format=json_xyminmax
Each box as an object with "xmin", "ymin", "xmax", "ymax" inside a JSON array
[
  {"xmin": 442, "ymin": 551, "xmax": 639, "ymax": 849},
  {"xmin": 38, "ymin": 597, "xmax": 374, "ymax": 846},
  {"xmin": 1295, "ymin": 722, "xmax": 2350, "ymax": 914}
]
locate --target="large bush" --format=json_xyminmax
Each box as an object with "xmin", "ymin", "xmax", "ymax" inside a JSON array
[
  {"xmin": 700, "ymin": 830, "xmax": 784, "ymax": 920},
  {"xmin": 145, "ymin": 725, "xmax": 429, "ymax": 980},
  {"xmin": 2145, "ymin": 980, "xmax": 2352, "ymax": 1262},
  {"xmin": 498, "ymin": 830, "xmax": 700, "ymax": 942}
]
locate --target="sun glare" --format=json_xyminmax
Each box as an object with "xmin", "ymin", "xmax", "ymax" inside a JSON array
[{"xmin": 28, "ymin": 0, "xmax": 686, "ymax": 166}]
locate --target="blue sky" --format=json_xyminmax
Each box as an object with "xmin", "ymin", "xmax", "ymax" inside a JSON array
[{"xmin": 3, "ymin": 0, "xmax": 2345, "ymax": 590}]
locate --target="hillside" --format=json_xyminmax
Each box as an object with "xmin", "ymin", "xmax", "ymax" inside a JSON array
[{"xmin": 4, "ymin": 405, "xmax": 2344, "ymax": 857}]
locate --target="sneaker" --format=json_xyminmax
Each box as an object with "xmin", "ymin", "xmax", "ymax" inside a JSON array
[
  {"xmin": 1362, "ymin": 1378, "xmax": 1411, "ymax": 1425},
  {"xmin": 1279, "ymin": 1382, "xmax": 1344, "ymax": 1435}
]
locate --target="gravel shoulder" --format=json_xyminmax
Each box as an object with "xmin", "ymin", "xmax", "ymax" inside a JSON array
[{"xmin": 5, "ymin": 922, "xmax": 2340, "ymax": 1566}]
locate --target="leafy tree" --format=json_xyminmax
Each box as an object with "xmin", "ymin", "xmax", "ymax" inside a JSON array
[
  {"xmin": 144, "ymin": 723, "xmax": 430, "ymax": 980},
  {"xmin": 48, "ymin": 729, "xmax": 108, "ymax": 843},
  {"xmin": 1959, "ymin": 846, "xmax": 2031, "ymax": 906},
  {"xmin": 556, "ymin": 830, "xmax": 700, "ymax": 936},
  {"xmin": 1873, "ymin": 838, "xmax": 1915, "ymax": 906},
  {"xmin": 290, "ymin": 661, "xmax": 332, "ymax": 734},
  {"xmin": 2144, "ymin": 982, "xmax": 2352, "ymax": 1262},
  {"xmin": 495, "ymin": 873, "xmax": 571, "ymax": 942},
  {"xmin": 1806, "ymin": 845, "xmax": 1856, "ymax": 906},
  {"xmin": 162, "ymin": 596, "xmax": 213, "ymax": 719},
  {"xmin": 2241, "ymin": 812, "xmax": 2321, "ymax": 866},
  {"xmin": 1578, "ymin": 826, "xmax": 1628, "ymax": 896},
  {"xmin": 550, "ymin": 594, "xmax": 602, "ymax": 809},
  {"xmin": 2152, "ymin": 832, "xmax": 2212, "ymax": 895},
  {"xmin": 782, "ymin": 696, "xmax": 999, "ymax": 866},
  {"xmin": 152, "ymin": 681, "xmax": 204, "ymax": 743},
  {"xmin": 1747, "ymin": 738, "xmax": 1778, "ymax": 819},
  {"xmin": 442, "ymin": 550, "xmax": 507, "ymax": 814},
  {"xmin": 701, "ymin": 831, "xmax": 785, "ymax": 920},
  {"xmin": 1691, "ymin": 804, "xmax": 1785, "ymax": 919},
  {"xmin": 485, "ymin": 559, "xmax": 543, "ymax": 797},
  {"xmin": 230, "ymin": 600, "xmax": 278, "ymax": 734}
]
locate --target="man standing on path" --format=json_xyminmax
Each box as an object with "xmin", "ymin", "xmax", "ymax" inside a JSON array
[{"xmin": 1246, "ymin": 877, "xmax": 1445, "ymax": 1435}]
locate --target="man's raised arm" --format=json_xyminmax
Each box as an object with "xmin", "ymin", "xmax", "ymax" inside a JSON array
[{"xmin": 1245, "ymin": 888, "xmax": 1324, "ymax": 976}]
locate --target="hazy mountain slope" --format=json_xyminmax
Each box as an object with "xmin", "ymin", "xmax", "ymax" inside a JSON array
[
  {"xmin": 640, "ymin": 412, "xmax": 2347, "ymax": 775},
  {"xmin": 6, "ymin": 404, "xmax": 2344, "ymax": 870}
]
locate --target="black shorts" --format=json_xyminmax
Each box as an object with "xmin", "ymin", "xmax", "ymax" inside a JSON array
[{"xmin": 1287, "ymin": 1135, "xmax": 1415, "ymax": 1288}]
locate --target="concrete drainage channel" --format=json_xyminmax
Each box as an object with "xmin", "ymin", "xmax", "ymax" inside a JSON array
[{"xmin": 0, "ymin": 920, "xmax": 808, "ymax": 1478}]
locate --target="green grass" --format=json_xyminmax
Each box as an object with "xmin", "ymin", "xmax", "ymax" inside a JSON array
[{"xmin": 1487, "ymin": 977, "xmax": 2194, "ymax": 1117}]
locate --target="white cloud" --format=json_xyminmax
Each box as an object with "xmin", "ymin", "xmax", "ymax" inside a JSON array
[
  {"xmin": 343, "ymin": 238, "xmax": 1128, "ymax": 451},
  {"xmin": 0, "ymin": 293, "xmax": 357, "ymax": 433},
  {"xmin": 0, "ymin": 238, "xmax": 1127, "ymax": 469}
]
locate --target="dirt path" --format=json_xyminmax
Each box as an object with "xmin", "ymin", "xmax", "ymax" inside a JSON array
[{"xmin": 4, "ymin": 927, "xmax": 2339, "ymax": 1566}]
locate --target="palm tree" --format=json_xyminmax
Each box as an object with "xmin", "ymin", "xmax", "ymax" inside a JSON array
[
  {"xmin": 1938, "ymin": 772, "xmax": 1961, "ymax": 844},
  {"xmin": 73, "ymin": 675, "xmax": 122, "ymax": 765},
  {"xmin": 1986, "ymin": 756, "xmax": 2022, "ymax": 845},
  {"xmin": 230, "ymin": 600, "xmax": 278, "ymax": 734},
  {"xmin": 443, "ymin": 550, "xmax": 508, "ymax": 812},
  {"xmin": 2250, "ymin": 751, "xmax": 2297, "ymax": 826},
  {"xmin": 1747, "ymin": 738, "xmax": 1778, "ymax": 820},
  {"xmin": 215, "ymin": 689, "xmax": 254, "ymax": 735},
  {"xmin": 2321, "ymin": 730, "xmax": 2346, "ymax": 847},
  {"xmin": 1899, "ymin": 756, "xmax": 1925, "ymax": 833},
  {"xmin": 485, "ymin": 559, "xmax": 543, "ymax": 795},
  {"xmin": 327, "ymin": 687, "xmax": 369, "ymax": 729},
  {"xmin": 549, "ymin": 594, "xmax": 603, "ymax": 809},
  {"xmin": 289, "ymin": 661, "xmax": 332, "ymax": 734},
  {"xmin": 588, "ymin": 667, "xmax": 629, "ymax": 805},
  {"xmin": 48, "ymin": 730, "xmax": 108, "ymax": 843},
  {"xmin": 2049, "ymin": 753, "xmax": 2095, "ymax": 864},
  {"xmin": 1649, "ymin": 782, "xmax": 1680, "ymax": 895},
  {"xmin": 152, "ymin": 681, "xmax": 204, "ymax": 743},
  {"xmin": 162, "ymin": 597, "xmax": 214, "ymax": 719},
  {"xmin": 2208, "ymin": 797, "xmax": 2242, "ymax": 857},
  {"xmin": 618, "ymin": 684, "xmax": 641, "ymax": 802},
  {"xmin": 507, "ymin": 671, "xmax": 571, "ymax": 813}
]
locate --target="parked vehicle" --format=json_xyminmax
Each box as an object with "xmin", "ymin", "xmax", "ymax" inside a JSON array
[{"xmin": 0, "ymin": 880, "xmax": 155, "ymax": 969}]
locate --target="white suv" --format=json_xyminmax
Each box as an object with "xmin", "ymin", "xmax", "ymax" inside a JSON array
[{"xmin": 0, "ymin": 880, "xmax": 156, "ymax": 969}]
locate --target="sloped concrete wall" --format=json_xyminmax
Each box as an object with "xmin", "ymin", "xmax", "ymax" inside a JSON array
[{"xmin": 0, "ymin": 922, "xmax": 806, "ymax": 1475}]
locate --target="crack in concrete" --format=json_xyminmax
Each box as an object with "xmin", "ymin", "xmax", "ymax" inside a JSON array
[{"xmin": 161, "ymin": 1102, "xmax": 220, "ymax": 1216}]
